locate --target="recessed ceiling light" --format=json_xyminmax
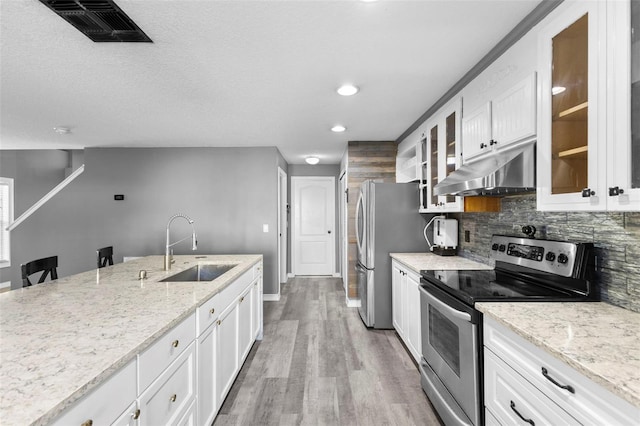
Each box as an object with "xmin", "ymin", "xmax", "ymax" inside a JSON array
[
  {"xmin": 337, "ymin": 84, "xmax": 359, "ymax": 96},
  {"xmin": 53, "ymin": 126, "xmax": 71, "ymax": 135},
  {"xmin": 305, "ymin": 157, "xmax": 320, "ymax": 165},
  {"xmin": 552, "ymin": 86, "xmax": 566, "ymax": 95},
  {"xmin": 331, "ymin": 125, "xmax": 346, "ymax": 133}
]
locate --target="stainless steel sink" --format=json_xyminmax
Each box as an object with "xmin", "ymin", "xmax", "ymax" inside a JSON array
[{"xmin": 160, "ymin": 264, "xmax": 237, "ymax": 282}]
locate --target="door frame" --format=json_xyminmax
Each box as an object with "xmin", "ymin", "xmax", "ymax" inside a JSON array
[
  {"xmin": 277, "ymin": 167, "xmax": 288, "ymax": 290},
  {"xmin": 339, "ymin": 171, "xmax": 348, "ymax": 290},
  {"xmin": 291, "ymin": 176, "xmax": 336, "ymax": 276}
]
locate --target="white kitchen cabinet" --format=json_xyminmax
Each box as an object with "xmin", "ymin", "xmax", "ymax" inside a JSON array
[
  {"xmin": 176, "ymin": 400, "xmax": 196, "ymax": 426},
  {"xmin": 419, "ymin": 97, "xmax": 464, "ymax": 213},
  {"xmin": 391, "ymin": 262, "xmax": 405, "ymax": 337},
  {"xmin": 391, "ymin": 260, "xmax": 421, "ymax": 364},
  {"xmin": 537, "ymin": 0, "xmax": 640, "ymax": 211},
  {"xmin": 197, "ymin": 318, "xmax": 219, "ymax": 426},
  {"xmin": 51, "ymin": 360, "xmax": 137, "ymax": 426},
  {"xmin": 138, "ymin": 342, "xmax": 196, "ymax": 426},
  {"xmin": 237, "ymin": 284, "xmax": 254, "ymax": 363},
  {"xmin": 483, "ymin": 316, "xmax": 640, "ymax": 426},
  {"xmin": 396, "ymin": 142, "xmax": 419, "ymax": 183},
  {"xmin": 462, "ymin": 73, "xmax": 536, "ymax": 163},
  {"xmin": 216, "ymin": 299, "xmax": 240, "ymax": 405}
]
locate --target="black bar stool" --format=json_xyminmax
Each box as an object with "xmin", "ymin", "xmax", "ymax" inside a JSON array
[
  {"xmin": 21, "ymin": 256, "xmax": 58, "ymax": 287},
  {"xmin": 97, "ymin": 246, "xmax": 114, "ymax": 268}
]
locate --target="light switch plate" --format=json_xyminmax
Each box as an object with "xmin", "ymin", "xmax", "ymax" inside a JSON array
[{"xmin": 263, "ymin": 224, "xmax": 269, "ymax": 233}]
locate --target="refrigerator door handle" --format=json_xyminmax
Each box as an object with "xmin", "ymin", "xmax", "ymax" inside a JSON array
[{"xmin": 355, "ymin": 190, "xmax": 364, "ymax": 255}]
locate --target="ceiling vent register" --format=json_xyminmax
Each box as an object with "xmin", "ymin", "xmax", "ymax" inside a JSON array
[{"xmin": 39, "ymin": 0, "xmax": 152, "ymax": 43}]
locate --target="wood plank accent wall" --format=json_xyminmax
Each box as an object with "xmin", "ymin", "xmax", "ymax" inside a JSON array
[{"xmin": 346, "ymin": 141, "xmax": 398, "ymax": 299}]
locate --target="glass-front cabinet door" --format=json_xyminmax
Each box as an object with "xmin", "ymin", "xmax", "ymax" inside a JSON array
[
  {"xmin": 537, "ymin": 1, "xmax": 607, "ymax": 211},
  {"xmin": 418, "ymin": 98, "xmax": 463, "ymax": 213},
  {"xmin": 607, "ymin": 0, "xmax": 640, "ymax": 210}
]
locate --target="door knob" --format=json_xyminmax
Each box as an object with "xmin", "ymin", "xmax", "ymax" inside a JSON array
[{"xmin": 328, "ymin": 230, "xmax": 331, "ymax": 234}]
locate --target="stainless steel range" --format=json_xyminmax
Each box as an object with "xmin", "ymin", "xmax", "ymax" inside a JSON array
[{"xmin": 419, "ymin": 234, "xmax": 598, "ymax": 426}]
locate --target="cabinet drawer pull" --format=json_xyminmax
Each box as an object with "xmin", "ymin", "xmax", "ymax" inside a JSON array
[
  {"xmin": 541, "ymin": 367, "xmax": 575, "ymax": 393},
  {"xmin": 170, "ymin": 394, "xmax": 177, "ymax": 403},
  {"xmin": 132, "ymin": 409, "xmax": 141, "ymax": 420},
  {"xmin": 217, "ymin": 320, "xmax": 222, "ymax": 326},
  {"xmin": 510, "ymin": 401, "xmax": 535, "ymax": 425},
  {"xmin": 172, "ymin": 339, "xmax": 179, "ymax": 348},
  {"xmin": 81, "ymin": 420, "xmax": 93, "ymax": 426},
  {"xmin": 240, "ymin": 296, "xmax": 244, "ymax": 303},
  {"xmin": 209, "ymin": 307, "xmax": 215, "ymax": 315}
]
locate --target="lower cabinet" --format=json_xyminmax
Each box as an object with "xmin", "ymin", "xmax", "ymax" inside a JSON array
[
  {"xmin": 391, "ymin": 259, "xmax": 422, "ymax": 364},
  {"xmin": 483, "ymin": 316, "xmax": 640, "ymax": 426},
  {"xmin": 50, "ymin": 260, "xmax": 263, "ymax": 426}
]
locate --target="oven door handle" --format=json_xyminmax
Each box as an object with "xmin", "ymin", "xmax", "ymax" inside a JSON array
[{"xmin": 421, "ymin": 286, "xmax": 471, "ymax": 323}]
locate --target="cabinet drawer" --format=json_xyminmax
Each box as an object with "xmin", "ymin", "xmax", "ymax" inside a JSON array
[
  {"xmin": 484, "ymin": 349, "xmax": 580, "ymax": 426},
  {"xmin": 484, "ymin": 316, "xmax": 640, "ymax": 425},
  {"xmin": 197, "ymin": 293, "xmax": 221, "ymax": 336},
  {"xmin": 252, "ymin": 262, "xmax": 262, "ymax": 281},
  {"xmin": 138, "ymin": 342, "xmax": 196, "ymax": 426},
  {"xmin": 139, "ymin": 313, "xmax": 196, "ymax": 392},
  {"xmin": 52, "ymin": 360, "xmax": 136, "ymax": 426},
  {"xmin": 197, "ymin": 267, "xmax": 253, "ymax": 335}
]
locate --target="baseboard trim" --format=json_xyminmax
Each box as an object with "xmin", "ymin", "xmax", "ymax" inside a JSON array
[
  {"xmin": 287, "ymin": 273, "xmax": 295, "ymax": 278},
  {"xmin": 263, "ymin": 294, "xmax": 281, "ymax": 302},
  {"xmin": 332, "ymin": 273, "xmax": 341, "ymax": 278},
  {"xmin": 0, "ymin": 281, "xmax": 11, "ymax": 293},
  {"xmin": 345, "ymin": 298, "xmax": 361, "ymax": 308}
]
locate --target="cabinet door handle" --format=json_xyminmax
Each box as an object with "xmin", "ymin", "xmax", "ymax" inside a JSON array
[
  {"xmin": 490, "ymin": 139, "xmax": 497, "ymax": 146},
  {"xmin": 81, "ymin": 420, "xmax": 93, "ymax": 426},
  {"xmin": 210, "ymin": 307, "xmax": 215, "ymax": 315},
  {"xmin": 581, "ymin": 188, "xmax": 595, "ymax": 197},
  {"xmin": 510, "ymin": 401, "xmax": 535, "ymax": 425},
  {"xmin": 172, "ymin": 339, "xmax": 179, "ymax": 348},
  {"xmin": 480, "ymin": 142, "xmax": 486, "ymax": 149},
  {"xmin": 170, "ymin": 394, "xmax": 177, "ymax": 403},
  {"xmin": 240, "ymin": 296, "xmax": 245, "ymax": 303},
  {"xmin": 217, "ymin": 320, "xmax": 222, "ymax": 326},
  {"xmin": 541, "ymin": 367, "xmax": 575, "ymax": 393},
  {"xmin": 608, "ymin": 186, "xmax": 625, "ymax": 196},
  {"xmin": 132, "ymin": 409, "xmax": 141, "ymax": 420}
]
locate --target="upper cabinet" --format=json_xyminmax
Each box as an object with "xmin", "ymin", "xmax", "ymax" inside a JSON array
[
  {"xmin": 537, "ymin": 0, "xmax": 640, "ymax": 211},
  {"xmin": 462, "ymin": 73, "xmax": 536, "ymax": 163},
  {"xmin": 396, "ymin": 142, "xmax": 418, "ymax": 183},
  {"xmin": 419, "ymin": 98, "xmax": 463, "ymax": 212}
]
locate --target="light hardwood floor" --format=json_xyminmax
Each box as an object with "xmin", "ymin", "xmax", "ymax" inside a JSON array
[{"xmin": 213, "ymin": 277, "xmax": 443, "ymax": 425}]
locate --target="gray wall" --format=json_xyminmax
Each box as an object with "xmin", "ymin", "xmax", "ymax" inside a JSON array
[
  {"xmin": 287, "ymin": 164, "xmax": 341, "ymax": 276},
  {"xmin": 1, "ymin": 147, "xmax": 285, "ymax": 295},
  {"xmin": 453, "ymin": 194, "xmax": 640, "ymax": 313}
]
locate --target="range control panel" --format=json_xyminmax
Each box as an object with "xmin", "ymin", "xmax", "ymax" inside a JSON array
[{"xmin": 490, "ymin": 235, "xmax": 579, "ymax": 277}]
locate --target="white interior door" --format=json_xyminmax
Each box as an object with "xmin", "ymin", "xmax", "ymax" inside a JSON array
[{"xmin": 292, "ymin": 176, "xmax": 335, "ymax": 276}]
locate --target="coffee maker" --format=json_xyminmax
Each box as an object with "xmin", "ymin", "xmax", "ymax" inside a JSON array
[{"xmin": 423, "ymin": 215, "xmax": 458, "ymax": 256}]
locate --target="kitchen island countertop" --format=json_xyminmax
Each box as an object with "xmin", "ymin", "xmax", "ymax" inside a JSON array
[
  {"xmin": 0, "ymin": 254, "xmax": 262, "ymax": 426},
  {"xmin": 477, "ymin": 301, "xmax": 640, "ymax": 409},
  {"xmin": 390, "ymin": 252, "xmax": 493, "ymax": 273}
]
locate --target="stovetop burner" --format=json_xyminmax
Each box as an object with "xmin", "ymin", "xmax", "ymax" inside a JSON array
[{"xmin": 420, "ymin": 235, "xmax": 597, "ymax": 306}]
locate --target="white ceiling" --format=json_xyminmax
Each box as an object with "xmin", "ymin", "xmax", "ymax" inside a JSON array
[{"xmin": 0, "ymin": 0, "xmax": 540, "ymax": 164}]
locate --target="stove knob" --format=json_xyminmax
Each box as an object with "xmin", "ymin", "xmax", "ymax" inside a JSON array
[
  {"xmin": 546, "ymin": 252, "xmax": 556, "ymax": 262},
  {"xmin": 557, "ymin": 253, "xmax": 569, "ymax": 264},
  {"xmin": 498, "ymin": 244, "xmax": 506, "ymax": 252},
  {"xmin": 491, "ymin": 243, "xmax": 499, "ymax": 251}
]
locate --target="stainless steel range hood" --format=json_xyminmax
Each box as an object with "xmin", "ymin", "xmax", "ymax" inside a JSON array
[{"xmin": 433, "ymin": 141, "xmax": 536, "ymax": 196}]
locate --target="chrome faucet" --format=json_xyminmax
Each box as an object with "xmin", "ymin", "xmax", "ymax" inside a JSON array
[{"xmin": 164, "ymin": 213, "xmax": 198, "ymax": 270}]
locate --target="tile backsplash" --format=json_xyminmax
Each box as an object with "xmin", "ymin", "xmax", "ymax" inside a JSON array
[{"xmin": 452, "ymin": 194, "xmax": 640, "ymax": 313}]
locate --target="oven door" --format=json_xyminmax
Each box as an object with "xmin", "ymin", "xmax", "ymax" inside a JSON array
[{"xmin": 419, "ymin": 282, "xmax": 480, "ymax": 426}]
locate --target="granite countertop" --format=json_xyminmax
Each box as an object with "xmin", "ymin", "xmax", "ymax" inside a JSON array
[
  {"xmin": 477, "ymin": 302, "xmax": 640, "ymax": 409},
  {"xmin": 0, "ymin": 254, "xmax": 262, "ymax": 426},
  {"xmin": 390, "ymin": 252, "xmax": 493, "ymax": 273}
]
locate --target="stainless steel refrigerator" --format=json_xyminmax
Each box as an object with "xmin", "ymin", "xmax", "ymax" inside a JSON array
[{"xmin": 355, "ymin": 180, "xmax": 428, "ymax": 328}]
